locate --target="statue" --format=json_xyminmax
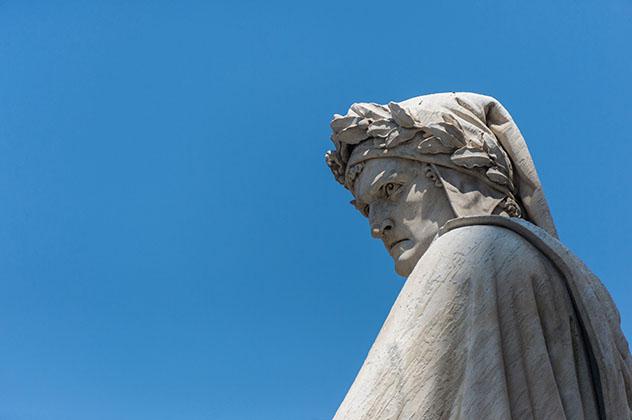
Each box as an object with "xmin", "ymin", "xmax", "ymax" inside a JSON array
[{"xmin": 325, "ymin": 93, "xmax": 632, "ymax": 419}]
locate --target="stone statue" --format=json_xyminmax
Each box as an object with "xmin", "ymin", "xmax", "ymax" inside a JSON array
[{"xmin": 325, "ymin": 93, "xmax": 632, "ymax": 419}]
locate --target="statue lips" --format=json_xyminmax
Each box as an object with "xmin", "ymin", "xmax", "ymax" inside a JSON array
[{"xmin": 388, "ymin": 238, "xmax": 412, "ymax": 255}]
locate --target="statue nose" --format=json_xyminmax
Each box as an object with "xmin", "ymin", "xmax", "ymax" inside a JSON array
[{"xmin": 371, "ymin": 219, "xmax": 394, "ymax": 238}]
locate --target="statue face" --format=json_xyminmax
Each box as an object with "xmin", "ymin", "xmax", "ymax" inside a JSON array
[{"xmin": 353, "ymin": 158, "xmax": 454, "ymax": 277}]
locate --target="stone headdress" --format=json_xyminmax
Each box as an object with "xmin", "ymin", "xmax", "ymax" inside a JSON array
[{"xmin": 325, "ymin": 92, "xmax": 558, "ymax": 238}]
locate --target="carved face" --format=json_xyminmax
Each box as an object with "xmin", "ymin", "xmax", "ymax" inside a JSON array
[{"xmin": 352, "ymin": 158, "xmax": 454, "ymax": 277}]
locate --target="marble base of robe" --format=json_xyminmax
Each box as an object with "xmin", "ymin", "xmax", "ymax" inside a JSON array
[{"xmin": 334, "ymin": 218, "xmax": 631, "ymax": 420}]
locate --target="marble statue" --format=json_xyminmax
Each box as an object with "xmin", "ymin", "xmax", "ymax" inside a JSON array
[{"xmin": 325, "ymin": 93, "xmax": 632, "ymax": 419}]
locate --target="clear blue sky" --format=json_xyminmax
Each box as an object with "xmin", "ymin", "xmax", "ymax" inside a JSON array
[{"xmin": 0, "ymin": 1, "xmax": 630, "ymax": 419}]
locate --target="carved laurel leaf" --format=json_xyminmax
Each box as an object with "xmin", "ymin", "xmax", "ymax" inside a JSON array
[
  {"xmin": 385, "ymin": 129, "xmax": 399, "ymax": 145},
  {"xmin": 350, "ymin": 103, "xmax": 391, "ymax": 120},
  {"xmin": 441, "ymin": 113, "xmax": 464, "ymax": 132},
  {"xmin": 356, "ymin": 118, "xmax": 372, "ymax": 128},
  {"xmin": 366, "ymin": 119, "xmax": 397, "ymax": 138},
  {"xmin": 385, "ymin": 127, "xmax": 420, "ymax": 147},
  {"xmin": 482, "ymin": 137, "xmax": 497, "ymax": 160},
  {"xmin": 417, "ymin": 136, "xmax": 453, "ymax": 154},
  {"xmin": 482, "ymin": 137, "xmax": 511, "ymax": 172},
  {"xmin": 387, "ymin": 102, "xmax": 416, "ymax": 128},
  {"xmin": 397, "ymin": 127, "xmax": 421, "ymax": 142},
  {"xmin": 330, "ymin": 115, "xmax": 362, "ymax": 132},
  {"xmin": 424, "ymin": 123, "xmax": 466, "ymax": 149},
  {"xmin": 486, "ymin": 167, "xmax": 512, "ymax": 186},
  {"xmin": 332, "ymin": 125, "xmax": 370, "ymax": 144},
  {"xmin": 440, "ymin": 123, "xmax": 466, "ymax": 146},
  {"xmin": 450, "ymin": 147, "xmax": 493, "ymax": 168}
]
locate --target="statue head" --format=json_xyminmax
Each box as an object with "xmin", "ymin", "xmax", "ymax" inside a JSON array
[{"xmin": 326, "ymin": 92, "xmax": 557, "ymax": 276}]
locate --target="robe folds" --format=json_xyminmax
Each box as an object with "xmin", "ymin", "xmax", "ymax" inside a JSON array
[{"xmin": 334, "ymin": 216, "xmax": 632, "ymax": 420}]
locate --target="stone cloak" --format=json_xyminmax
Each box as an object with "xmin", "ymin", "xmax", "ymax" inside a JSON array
[{"xmin": 334, "ymin": 216, "xmax": 631, "ymax": 420}]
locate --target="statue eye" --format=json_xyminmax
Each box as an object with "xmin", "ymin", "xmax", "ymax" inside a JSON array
[{"xmin": 384, "ymin": 182, "xmax": 400, "ymax": 198}]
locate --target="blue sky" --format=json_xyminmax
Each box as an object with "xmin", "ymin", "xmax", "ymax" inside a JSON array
[{"xmin": 0, "ymin": 1, "xmax": 630, "ymax": 419}]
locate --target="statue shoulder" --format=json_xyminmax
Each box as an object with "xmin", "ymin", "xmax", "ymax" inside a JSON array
[
  {"xmin": 413, "ymin": 222, "xmax": 551, "ymax": 278},
  {"xmin": 436, "ymin": 222, "xmax": 534, "ymax": 251}
]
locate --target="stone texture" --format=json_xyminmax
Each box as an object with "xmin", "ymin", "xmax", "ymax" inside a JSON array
[{"xmin": 326, "ymin": 93, "xmax": 632, "ymax": 419}]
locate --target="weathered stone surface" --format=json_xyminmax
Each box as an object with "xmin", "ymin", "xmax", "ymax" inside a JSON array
[{"xmin": 325, "ymin": 93, "xmax": 632, "ymax": 419}]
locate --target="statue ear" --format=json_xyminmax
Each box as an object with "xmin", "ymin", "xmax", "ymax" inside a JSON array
[{"xmin": 432, "ymin": 164, "xmax": 505, "ymax": 218}]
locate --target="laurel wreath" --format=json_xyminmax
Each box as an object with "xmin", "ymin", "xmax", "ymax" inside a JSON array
[{"xmin": 325, "ymin": 101, "xmax": 514, "ymax": 191}]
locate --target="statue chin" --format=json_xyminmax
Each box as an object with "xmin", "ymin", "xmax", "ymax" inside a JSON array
[
  {"xmin": 393, "ymin": 251, "xmax": 419, "ymax": 277},
  {"xmin": 392, "ymin": 239, "xmax": 431, "ymax": 277},
  {"xmin": 394, "ymin": 261, "xmax": 412, "ymax": 277}
]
